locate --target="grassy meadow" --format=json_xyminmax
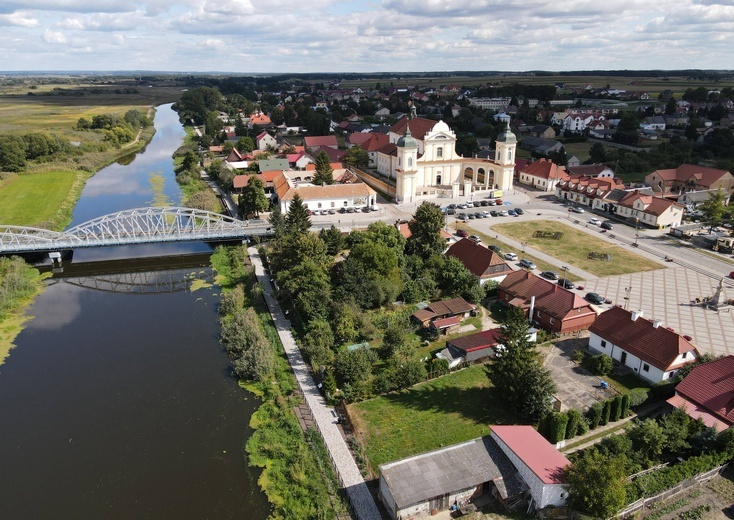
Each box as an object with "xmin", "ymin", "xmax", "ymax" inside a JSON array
[
  {"xmin": 0, "ymin": 171, "xmax": 78, "ymax": 226},
  {"xmin": 492, "ymin": 220, "xmax": 663, "ymax": 277}
]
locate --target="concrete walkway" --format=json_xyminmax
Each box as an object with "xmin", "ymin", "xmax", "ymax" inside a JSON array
[{"xmin": 248, "ymin": 247, "xmax": 382, "ymax": 520}]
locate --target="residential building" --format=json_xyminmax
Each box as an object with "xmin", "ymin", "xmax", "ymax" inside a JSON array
[
  {"xmin": 437, "ymin": 327, "xmax": 538, "ymax": 369},
  {"xmin": 304, "ymin": 135, "xmax": 339, "ymax": 150},
  {"xmin": 588, "ymin": 307, "xmax": 700, "ymax": 383},
  {"xmin": 645, "ymin": 164, "xmax": 734, "ymax": 197},
  {"xmin": 612, "ymin": 189, "xmax": 685, "ymax": 229},
  {"xmin": 498, "ymin": 271, "xmax": 597, "ymax": 334},
  {"xmin": 411, "ymin": 297, "xmax": 476, "ymax": 327},
  {"xmin": 516, "ymin": 159, "xmax": 568, "ymax": 192},
  {"xmin": 565, "ymin": 164, "xmax": 615, "ymax": 179},
  {"xmin": 667, "ymin": 355, "xmax": 734, "ymax": 431},
  {"xmin": 273, "ymin": 169, "xmax": 377, "ymax": 213},
  {"xmin": 491, "ymin": 426, "xmax": 571, "ymax": 510},
  {"xmin": 556, "ymin": 175, "xmax": 625, "ymax": 207},
  {"xmin": 640, "ymin": 116, "xmax": 666, "ymax": 132},
  {"xmin": 445, "ymin": 238, "xmax": 514, "ymax": 284},
  {"xmin": 519, "ymin": 137, "xmax": 563, "ymax": 156},
  {"xmin": 257, "ymin": 158, "xmax": 290, "ymax": 173},
  {"xmin": 256, "ymin": 131, "xmax": 277, "ymax": 150}
]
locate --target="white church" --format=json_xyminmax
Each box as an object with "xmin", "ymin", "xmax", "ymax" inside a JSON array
[{"xmin": 372, "ymin": 109, "xmax": 517, "ymax": 204}]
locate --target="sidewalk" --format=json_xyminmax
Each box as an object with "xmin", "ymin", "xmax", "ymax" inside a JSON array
[{"xmin": 247, "ymin": 247, "xmax": 382, "ymax": 520}]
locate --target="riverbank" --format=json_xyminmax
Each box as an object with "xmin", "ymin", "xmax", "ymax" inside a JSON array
[{"xmin": 211, "ymin": 246, "xmax": 349, "ymax": 519}]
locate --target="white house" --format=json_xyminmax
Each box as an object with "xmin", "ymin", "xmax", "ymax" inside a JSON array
[
  {"xmin": 517, "ymin": 159, "xmax": 568, "ymax": 192},
  {"xmin": 588, "ymin": 306, "xmax": 699, "ymax": 383},
  {"xmin": 490, "ymin": 425, "xmax": 571, "ymax": 510},
  {"xmin": 273, "ymin": 169, "xmax": 377, "ymax": 213},
  {"xmin": 256, "ymin": 131, "xmax": 277, "ymax": 150}
]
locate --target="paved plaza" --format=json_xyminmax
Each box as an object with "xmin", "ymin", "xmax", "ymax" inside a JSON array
[{"xmin": 579, "ymin": 266, "xmax": 734, "ymax": 357}]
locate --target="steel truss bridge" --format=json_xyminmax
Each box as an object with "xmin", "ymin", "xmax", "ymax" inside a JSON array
[{"xmin": 0, "ymin": 207, "xmax": 269, "ymax": 255}]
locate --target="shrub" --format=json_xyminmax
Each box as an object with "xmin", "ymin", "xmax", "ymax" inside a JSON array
[
  {"xmin": 610, "ymin": 395, "xmax": 623, "ymax": 422},
  {"xmin": 430, "ymin": 358, "xmax": 450, "ymax": 377},
  {"xmin": 587, "ymin": 354, "xmax": 615, "ymax": 376},
  {"xmin": 576, "ymin": 416, "xmax": 590, "ymax": 436},
  {"xmin": 549, "ymin": 412, "xmax": 569, "ymax": 444},
  {"xmin": 566, "ymin": 409, "xmax": 582, "ymax": 440},
  {"xmin": 571, "ymin": 348, "xmax": 586, "ymax": 364},
  {"xmin": 620, "ymin": 393, "xmax": 630, "ymax": 417},
  {"xmin": 587, "ymin": 402, "xmax": 603, "ymax": 429},
  {"xmin": 629, "ymin": 388, "xmax": 649, "ymax": 408},
  {"xmin": 601, "ymin": 399, "xmax": 612, "ymax": 426}
]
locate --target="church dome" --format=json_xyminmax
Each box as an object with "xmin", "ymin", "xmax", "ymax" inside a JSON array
[
  {"xmin": 397, "ymin": 124, "xmax": 418, "ymax": 148},
  {"xmin": 496, "ymin": 121, "xmax": 517, "ymax": 144}
]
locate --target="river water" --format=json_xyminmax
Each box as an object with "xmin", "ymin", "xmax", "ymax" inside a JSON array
[{"xmin": 0, "ymin": 104, "xmax": 271, "ymax": 519}]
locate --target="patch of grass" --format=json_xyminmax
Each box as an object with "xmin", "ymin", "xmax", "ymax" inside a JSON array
[
  {"xmin": 492, "ymin": 220, "xmax": 662, "ymax": 277},
  {"xmin": 606, "ymin": 372, "xmax": 652, "ymax": 395},
  {"xmin": 348, "ymin": 365, "xmax": 525, "ymax": 471},
  {"xmin": 0, "ymin": 171, "xmax": 77, "ymax": 226}
]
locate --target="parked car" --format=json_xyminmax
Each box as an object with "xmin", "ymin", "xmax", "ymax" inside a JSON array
[
  {"xmin": 489, "ymin": 210, "xmax": 499, "ymax": 217},
  {"xmin": 514, "ymin": 208, "xmax": 524, "ymax": 215},
  {"xmin": 446, "ymin": 208, "xmax": 456, "ymax": 215},
  {"xmin": 480, "ymin": 200, "xmax": 489, "ymax": 207},
  {"xmin": 729, "ymin": 271, "xmax": 734, "ymax": 279},
  {"xmin": 469, "ymin": 235, "xmax": 481, "ymax": 243},
  {"xmin": 338, "ymin": 207, "xmax": 346, "ymax": 214},
  {"xmin": 601, "ymin": 221, "xmax": 614, "ymax": 230},
  {"xmin": 489, "ymin": 245, "xmax": 502, "ymax": 254},
  {"xmin": 508, "ymin": 209, "xmax": 517, "ymax": 216},
  {"xmin": 519, "ymin": 258, "xmax": 536, "ymax": 269},
  {"xmin": 589, "ymin": 218, "xmax": 600, "ymax": 225},
  {"xmin": 498, "ymin": 210, "xmax": 509, "ymax": 216},
  {"xmin": 585, "ymin": 292, "xmax": 605, "ymax": 305},
  {"xmin": 494, "ymin": 199, "xmax": 503, "ymax": 205},
  {"xmin": 504, "ymin": 252, "xmax": 518, "ymax": 261},
  {"xmin": 486, "ymin": 200, "xmax": 496, "ymax": 206},
  {"xmin": 540, "ymin": 271, "xmax": 559, "ymax": 280},
  {"xmin": 458, "ymin": 212, "xmax": 467, "ymax": 220},
  {"xmin": 456, "ymin": 229, "xmax": 469, "ymax": 237},
  {"xmin": 328, "ymin": 209, "xmax": 336, "ymax": 214},
  {"xmin": 570, "ymin": 206, "xmax": 585, "ymax": 213},
  {"xmin": 558, "ymin": 278, "xmax": 575, "ymax": 289},
  {"xmin": 468, "ymin": 213, "xmax": 476, "ymax": 219}
]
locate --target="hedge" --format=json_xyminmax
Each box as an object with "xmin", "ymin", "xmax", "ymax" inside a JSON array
[
  {"xmin": 620, "ymin": 393, "xmax": 630, "ymax": 418},
  {"xmin": 587, "ymin": 402, "xmax": 603, "ymax": 429},
  {"xmin": 566, "ymin": 409, "xmax": 581, "ymax": 440},
  {"xmin": 601, "ymin": 399, "xmax": 612, "ymax": 426},
  {"xmin": 610, "ymin": 395, "xmax": 623, "ymax": 422},
  {"xmin": 549, "ymin": 412, "xmax": 569, "ymax": 444},
  {"xmin": 629, "ymin": 452, "xmax": 728, "ymax": 501}
]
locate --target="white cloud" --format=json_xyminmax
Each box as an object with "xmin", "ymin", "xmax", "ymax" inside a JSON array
[
  {"xmin": 42, "ymin": 29, "xmax": 67, "ymax": 44},
  {"xmin": 0, "ymin": 12, "xmax": 40, "ymax": 27}
]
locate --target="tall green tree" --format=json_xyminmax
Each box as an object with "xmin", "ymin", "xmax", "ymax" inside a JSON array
[
  {"xmin": 406, "ymin": 202, "xmax": 445, "ymax": 259},
  {"xmin": 313, "ymin": 150, "xmax": 334, "ymax": 185},
  {"xmin": 566, "ymin": 449, "xmax": 629, "ymax": 518},
  {"xmin": 587, "ymin": 142, "xmax": 608, "ymax": 164},
  {"xmin": 285, "ymin": 192, "xmax": 311, "ymax": 235},
  {"xmin": 344, "ymin": 146, "xmax": 369, "ymax": 168},
  {"xmin": 485, "ymin": 306, "xmax": 556, "ymax": 422},
  {"xmin": 701, "ymin": 189, "xmax": 728, "ymax": 233},
  {"xmin": 240, "ymin": 174, "xmax": 269, "ymax": 217}
]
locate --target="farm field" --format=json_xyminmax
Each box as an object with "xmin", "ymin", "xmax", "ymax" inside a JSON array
[{"xmin": 0, "ymin": 171, "xmax": 78, "ymax": 226}]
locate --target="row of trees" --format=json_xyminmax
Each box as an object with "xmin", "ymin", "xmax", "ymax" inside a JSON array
[
  {"xmin": 0, "ymin": 132, "xmax": 70, "ymax": 172},
  {"xmin": 76, "ymin": 109, "xmax": 151, "ymax": 147}
]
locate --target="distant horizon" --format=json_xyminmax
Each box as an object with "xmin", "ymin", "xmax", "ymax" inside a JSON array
[{"xmin": 0, "ymin": 1, "xmax": 731, "ymax": 73}]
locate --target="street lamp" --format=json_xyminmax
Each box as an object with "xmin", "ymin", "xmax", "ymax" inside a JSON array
[
  {"xmin": 561, "ymin": 265, "xmax": 569, "ymax": 280},
  {"xmin": 623, "ymin": 286, "xmax": 632, "ymax": 310},
  {"xmin": 634, "ymin": 218, "xmax": 639, "ymax": 247},
  {"xmin": 521, "ymin": 242, "xmax": 527, "ymax": 260}
]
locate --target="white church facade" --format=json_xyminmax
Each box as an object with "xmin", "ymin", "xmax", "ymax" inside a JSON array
[{"xmin": 373, "ymin": 115, "xmax": 517, "ymax": 204}]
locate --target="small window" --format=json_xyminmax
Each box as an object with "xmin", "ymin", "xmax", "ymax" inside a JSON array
[
  {"xmin": 331, "ymin": 202, "xmax": 335, "ymax": 208},
  {"xmin": 643, "ymin": 364, "xmax": 650, "ymax": 372},
  {"xmin": 437, "ymin": 147, "xmax": 443, "ymax": 158},
  {"xmin": 344, "ymin": 201, "xmax": 348, "ymax": 206},
  {"xmin": 601, "ymin": 340, "xmax": 607, "ymax": 348},
  {"xmin": 408, "ymin": 157, "xmax": 413, "ymax": 167},
  {"xmin": 317, "ymin": 203, "xmax": 322, "ymax": 208},
  {"xmin": 536, "ymin": 310, "xmax": 541, "ymax": 318},
  {"xmin": 682, "ymin": 352, "xmax": 687, "ymax": 359}
]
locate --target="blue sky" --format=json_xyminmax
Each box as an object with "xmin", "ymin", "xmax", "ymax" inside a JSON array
[{"xmin": 0, "ymin": 0, "xmax": 732, "ymax": 72}]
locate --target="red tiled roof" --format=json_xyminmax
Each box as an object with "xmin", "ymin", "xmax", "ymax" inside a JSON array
[
  {"xmin": 491, "ymin": 425, "xmax": 570, "ymax": 484},
  {"xmin": 566, "ymin": 164, "xmax": 613, "ymax": 177},
  {"xmin": 651, "ymin": 164, "xmax": 730, "ymax": 188},
  {"xmin": 389, "ymin": 116, "xmax": 438, "ymax": 141},
  {"xmin": 305, "ymin": 160, "xmax": 343, "ymax": 171},
  {"xmin": 361, "ymin": 133, "xmax": 390, "ymax": 152},
  {"xmin": 431, "ymin": 316, "xmax": 461, "ymax": 329},
  {"xmin": 671, "ymin": 355, "xmax": 734, "ymax": 429},
  {"xmin": 347, "ymin": 133, "xmax": 372, "ymax": 146},
  {"xmin": 304, "ymin": 135, "xmax": 338, "ymax": 148},
  {"xmin": 448, "ymin": 328, "xmax": 502, "ymax": 353},
  {"xmin": 589, "ymin": 306, "xmax": 699, "ymax": 371},
  {"xmin": 667, "ymin": 395, "xmax": 731, "ymax": 432},
  {"xmin": 519, "ymin": 159, "xmax": 568, "ymax": 181},
  {"xmin": 499, "ymin": 271, "xmax": 595, "ymax": 322},
  {"xmin": 445, "ymin": 238, "xmax": 513, "ymax": 279},
  {"xmin": 259, "ymin": 170, "xmax": 282, "ymax": 183},
  {"xmin": 427, "ymin": 297, "xmax": 475, "ymax": 317},
  {"xmin": 412, "ymin": 309, "xmax": 436, "ymax": 322}
]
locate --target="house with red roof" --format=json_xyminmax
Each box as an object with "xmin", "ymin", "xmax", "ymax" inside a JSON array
[
  {"xmin": 359, "ymin": 133, "xmax": 390, "ymax": 168},
  {"xmin": 645, "ymin": 164, "xmax": 734, "ymax": 197},
  {"xmin": 445, "ymin": 238, "xmax": 513, "ymax": 284},
  {"xmin": 588, "ymin": 306, "xmax": 700, "ymax": 383},
  {"xmin": 256, "ymin": 131, "xmax": 277, "ymax": 151},
  {"xmin": 613, "ymin": 189, "xmax": 685, "ymax": 229},
  {"xmin": 410, "ymin": 297, "xmax": 476, "ymax": 328},
  {"xmin": 490, "ymin": 425, "xmax": 571, "ymax": 509},
  {"xmin": 304, "ymin": 135, "xmax": 338, "ymax": 150},
  {"xmin": 667, "ymin": 355, "xmax": 734, "ymax": 431},
  {"xmin": 249, "ymin": 112, "xmax": 271, "ymax": 126},
  {"xmin": 517, "ymin": 159, "xmax": 568, "ymax": 192},
  {"xmin": 555, "ymin": 174, "xmax": 625, "ymax": 208},
  {"xmin": 286, "ymin": 152, "xmax": 313, "ymax": 169},
  {"xmin": 498, "ymin": 271, "xmax": 597, "ymax": 334}
]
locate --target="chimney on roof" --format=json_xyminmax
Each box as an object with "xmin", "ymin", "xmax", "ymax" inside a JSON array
[
  {"xmin": 528, "ymin": 296, "xmax": 536, "ymax": 322},
  {"xmin": 631, "ymin": 310, "xmax": 643, "ymax": 321},
  {"xmin": 652, "ymin": 319, "xmax": 661, "ymax": 329}
]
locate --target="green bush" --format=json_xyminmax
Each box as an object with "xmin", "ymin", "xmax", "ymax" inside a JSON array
[
  {"xmin": 587, "ymin": 402, "xmax": 603, "ymax": 429},
  {"xmin": 576, "ymin": 416, "xmax": 590, "ymax": 436},
  {"xmin": 571, "ymin": 348, "xmax": 586, "ymax": 364},
  {"xmin": 549, "ymin": 412, "xmax": 569, "ymax": 444},
  {"xmin": 610, "ymin": 395, "xmax": 623, "ymax": 422},
  {"xmin": 566, "ymin": 409, "xmax": 582, "ymax": 440},
  {"xmin": 629, "ymin": 388, "xmax": 649, "ymax": 408},
  {"xmin": 620, "ymin": 393, "xmax": 630, "ymax": 417},
  {"xmin": 629, "ymin": 452, "xmax": 728, "ymax": 500},
  {"xmin": 601, "ymin": 399, "xmax": 612, "ymax": 426},
  {"xmin": 587, "ymin": 354, "xmax": 615, "ymax": 376}
]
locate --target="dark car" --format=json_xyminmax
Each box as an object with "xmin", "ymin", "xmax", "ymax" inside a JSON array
[
  {"xmin": 585, "ymin": 292, "xmax": 605, "ymax": 305},
  {"xmin": 601, "ymin": 221, "xmax": 614, "ymax": 230},
  {"xmin": 508, "ymin": 209, "xmax": 517, "ymax": 216},
  {"xmin": 489, "ymin": 245, "xmax": 502, "ymax": 254},
  {"xmin": 480, "ymin": 200, "xmax": 489, "ymax": 206},
  {"xmin": 338, "ymin": 207, "xmax": 346, "ymax": 214},
  {"xmin": 558, "ymin": 278, "xmax": 575, "ymax": 289},
  {"xmin": 489, "ymin": 210, "xmax": 499, "ymax": 217},
  {"xmin": 540, "ymin": 271, "xmax": 559, "ymax": 281},
  {"xmin": 515, "ymin": 208, "xmax": 524, "ymax": 215},
  {"xmin": 456, "ymin": 229, "xmax": 469, "ymax": 238},
  {"xmin": 446, "ymin": 208, "xmax": 456, "ymax": 215},
  {"xmin": 468, "ymin": 213, "xmax": 476, "ymax": 219}
]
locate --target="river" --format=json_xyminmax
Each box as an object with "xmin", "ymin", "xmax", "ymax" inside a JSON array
[{"xmin": 0, "ymin": 104, "xmax": 271, "ymax": 519}]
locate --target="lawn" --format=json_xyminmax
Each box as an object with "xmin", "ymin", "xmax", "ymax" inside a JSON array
[
  {"xmin": 348, "ymin": 365, "xmax": 525, "ymax": 473},
  {"xmin": 492, "ymin": 220, "xmax": 662, "ymax": 277},
  {"xmin": 0, "ymin": 171, "xmax": 78, "ymax": 226}
]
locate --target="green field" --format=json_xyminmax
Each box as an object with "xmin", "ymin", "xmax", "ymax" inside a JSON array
[
  {"xmin": 492, "ymin": 220, "xmax": 663, "ymax": 277},
  {"xmin": 0, "ymin": 171, "xmax": 78, "ymax": 226},
  {"xmin": 348, "ymin": 365, "xmax": 524, "ymax": 473}
]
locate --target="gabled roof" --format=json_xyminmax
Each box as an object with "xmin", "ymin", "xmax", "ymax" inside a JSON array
[
  {"xmin": 445, "ymin": 238, "xmax": 513, "ymax": 279},
  {"xmin": 519, "ymin": 158, "xmax": 568, "ymax": 181},
  {"xmin": 447, "ymin": 328, "xmax": 502, "ymax": 353},
  {"xmin": 650, "ymin": 164, "xmax": 731, "ymax": 188},
  {"xmin": 346, "ymin": 133, "xmax": 372, "ymax": 146},
  {"xmin": 669, "ymin": 355, "xmax": 734, "ymax": 430},
  {"xmin": 389, "ymin": 116, "xmax": 438, "ymax": 141},
  {"xmin": 304, "ymin": 135, "xmax": 338, "ymax": 148},
  {"xmin": 589, "ymin": 306, "xmax": 699, "ymax": 371},
  {"xmin": 491, "ymin": 425, "xmax": 571, "ymax": 485},
  {"xmin": 566, "ymin": 164, "xmax": 614, "ymax": 177},
  {"xmin": 499, "ymin": 270, "xmax": 595, "ymax": 322},
  {"xmin": 360, "ymin": 132, "xmax": 390, "ymax": 152},
  {"xmin": 427, "ymin": 297, "xmax": 475, "ymax": 317}
]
